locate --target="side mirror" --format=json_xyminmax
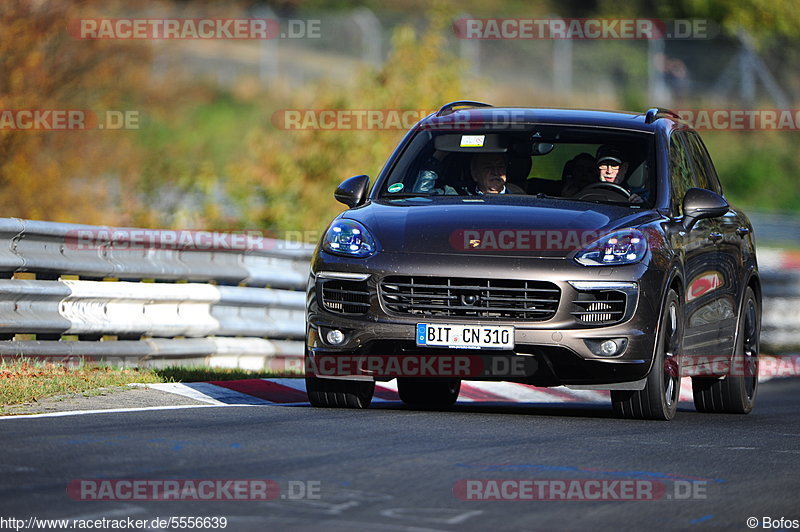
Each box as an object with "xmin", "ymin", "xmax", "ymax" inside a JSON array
[
  {"xmin": 681, "ymin": 187, "xmax": 728, "ymax": 231},
  {"xmin": 335, "ymin": 175, "xmax": 370, "ymax": 208}
]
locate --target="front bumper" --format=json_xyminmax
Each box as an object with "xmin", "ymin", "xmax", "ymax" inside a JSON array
[{"xmin": 306, "ymin": 251, "xmax": 667, "ymax": 387}]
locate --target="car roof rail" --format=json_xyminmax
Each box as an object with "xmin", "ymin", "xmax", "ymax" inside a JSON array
[
  {"xmin": 436, "ymin": 100, "xmax": 494, "ymax": 117},
  {"xmin": 644, "ymin": 107, "xmax": 680, "ymax": 124}
]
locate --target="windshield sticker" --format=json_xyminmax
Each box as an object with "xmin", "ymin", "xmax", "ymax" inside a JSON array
[
  {"xmin": 387, "ymin": 183, "xmax": 404, "ymax": 193},
  {"xmin": 460, "ymin": 135, "xmax": 485, "ymax": 147}
]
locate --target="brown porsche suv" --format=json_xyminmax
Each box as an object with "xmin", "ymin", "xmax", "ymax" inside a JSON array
[{"xmin": 305, "ymin": 102, "xmax": 761, "ymax": 420}]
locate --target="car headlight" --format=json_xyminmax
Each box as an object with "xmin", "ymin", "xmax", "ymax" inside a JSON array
[
  {"xmin": 574, "ymin": 229, "xmax": 647, "ymax": 266},
  {"xmin": 323, "ymin": 219, "xmax": 377, "ymax": 258}
]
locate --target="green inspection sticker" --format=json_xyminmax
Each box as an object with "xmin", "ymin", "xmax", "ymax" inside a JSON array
[{"xmin": 387, "ymin": 183, "xmax": 404, "ymax": 193}]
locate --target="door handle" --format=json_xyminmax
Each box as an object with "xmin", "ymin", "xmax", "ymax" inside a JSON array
[
  {"xmin": 736, "ymin": 226, "xmax": 751, "ymax": 238},
  {"xmin": 708, "ymin": 232, "xmax": 723, "ymax": 243}
]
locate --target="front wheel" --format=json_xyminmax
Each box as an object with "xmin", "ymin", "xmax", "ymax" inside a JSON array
[
  {"xmin": 692, "ymin": 286, "xmax": 760, "ymax": 414},
  {"xmin": 397, "ymin": 378, "xmax": 460, "ymax": 408},
  {"xmin": 612, "ymin": 289, "xmax": 682, "ymax": 420},
  {"xmin": 306, "ymin": 376, "xmax": 374, "ymax": 408}
]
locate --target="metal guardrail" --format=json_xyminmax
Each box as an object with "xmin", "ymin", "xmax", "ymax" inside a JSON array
[
  {"xmin": 0, "ymin": 218, "xmax": 312, "ymax": 369},
  {"xmin": 0, "ymin": 218, "xmax": 796, "ymax": 370},
  {"xmin": 0, "ymin": 219, "xmax": 311, "ymax": 287},
  {"xmin": 749, "ymin": 248, "xmax": 800, "ymax": 352}
]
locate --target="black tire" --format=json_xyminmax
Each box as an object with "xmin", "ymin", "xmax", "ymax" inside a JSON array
[
  {"xmin": 692, "ymin": 287, "xmax": 759, "ymax": 414},
  {"xmin": 306, "ymin": 376, "xmax": 374, "ymax": 409},
  {"xmin": 397, "ymin": 378, "xmax": 461, "ymax": 408},
  {"xmin": 612, "ymin": 289, "xmax": 682, "ymax": 420}
]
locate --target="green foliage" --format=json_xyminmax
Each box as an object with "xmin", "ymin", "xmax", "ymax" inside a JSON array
[
  {"xmin": 704, "ymin": 131, "xmax": 800, "ymax": 211},
  {"xmin": 133, "ymin": 91, "xmax": 266, "ymax": 229},
  {"xmin": 557, "ymin": 0, "xmax": 800, "ymax": 41}
]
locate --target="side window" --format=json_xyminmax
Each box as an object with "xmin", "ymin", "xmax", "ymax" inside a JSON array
[
  {"xmin": 668, "ymin": 132, "xmax": 694, "ymax": 216},
  {"xmin": 684, "ymin": 133, "xmax": 711, "ymax": 191},
  {"xmin": 687, "ymin": 132, "xmax": 724, "ymax": 196}
]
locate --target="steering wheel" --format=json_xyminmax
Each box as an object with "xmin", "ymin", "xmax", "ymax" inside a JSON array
[{"xmin": 576, "ymin": 182, "xmax": 631, "ymax": 202}]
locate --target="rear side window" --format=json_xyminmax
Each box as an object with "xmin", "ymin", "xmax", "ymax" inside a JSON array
[
  {"xmin": 686, "ymin": 131, "xmax": 724, "ymax": 196},
  {"xmin": 668, "ymin": 131, "xmax": 694, "ymax": 215}
]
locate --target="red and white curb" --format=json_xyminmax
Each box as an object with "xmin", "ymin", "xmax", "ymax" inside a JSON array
[
  {"xmin": 139, "ymin": 377, "xmax": 712, "ymax": 406},
  {"xmin": 3, "ymin": 370, "xmax": 791, "ymax": 420},
  {"xmin": 142, "ymin": 357, "xmax": 800, "ymax": 406}
]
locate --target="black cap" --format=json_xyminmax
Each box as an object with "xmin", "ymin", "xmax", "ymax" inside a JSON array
[
  {"xmin": 597, "ymin": 155, "xmax": 622, "ymax": 166},
  {"xmin": 596, "ymin": 145, "xmax": 625, "ymax": 165}
]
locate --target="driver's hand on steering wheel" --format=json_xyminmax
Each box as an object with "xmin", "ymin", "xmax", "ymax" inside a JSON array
[{"xmin": 629, "ymin": 193, "xmax": 644, "ymax": 204}]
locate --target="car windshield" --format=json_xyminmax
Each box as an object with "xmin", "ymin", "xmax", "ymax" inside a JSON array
[{"xmin": 379, "ymin": 127, "xmax": 656, "ymax": 207}]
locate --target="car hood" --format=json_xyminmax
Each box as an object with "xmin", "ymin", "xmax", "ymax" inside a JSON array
[{"xmin": 342, "ymin": 197, "xmax": 659, "ymax": 258}]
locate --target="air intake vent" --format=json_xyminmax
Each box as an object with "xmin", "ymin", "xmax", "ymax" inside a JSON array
[
  {"xmin": 380, "ymin": 276, "xmax": 560, "ymax": 321},
  {"xmin": 571, "ymin": 290, "xmax": 626, "ymax": 325},
  {"xmin": 321, "ymin": 280, "xmax": 370, "ymax": 315}
]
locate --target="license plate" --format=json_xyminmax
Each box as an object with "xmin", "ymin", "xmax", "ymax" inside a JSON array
[{"xmin": 416, "ymin": 323, "xmax": 514, "ymax": 349}]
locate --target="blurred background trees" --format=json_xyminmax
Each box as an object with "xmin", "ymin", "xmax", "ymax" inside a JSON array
[
  {"xmin": 1, "ymin": 0, "xmax": 798, "ymax": 233},
  {"xmin": 0, "ymin": 0, "xmax": 150, "ymax": 224}
]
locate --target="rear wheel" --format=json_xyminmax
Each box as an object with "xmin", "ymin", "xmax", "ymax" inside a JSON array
[
  {"xmin": 692, "ymin": 287, "xmax": 759, "ymax": 414},
  {"xmin": 306, "ymin": 376, "xmax": 374, "ymax": 409},
  {"xmin": 612, "ymin": 289, "xmax": 682, "ymax": 420},
  {"xmin": 397, "ymin": 378, "xmax": 460, "ymax": 408}
]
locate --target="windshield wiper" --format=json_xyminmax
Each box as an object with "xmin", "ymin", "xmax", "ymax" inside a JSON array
[
  {"xmin": 531, "ymin": 192, "xmax": 562, "ymax": 200},
  {"xmin": 568, "ymin": 197, "xmax": 639, "ymax": 207}
]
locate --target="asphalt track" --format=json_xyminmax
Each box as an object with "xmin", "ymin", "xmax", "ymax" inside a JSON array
[{"xmin": 1, "ymin": 378, "xmax": 799, "ymax": 531}]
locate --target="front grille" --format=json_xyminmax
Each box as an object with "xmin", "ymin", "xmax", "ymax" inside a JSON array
[
  {"xmin": 380, "ymin": 276, "xmax": 560, "ymax": 320},
  {"xmin": 320, "ymin": 280, "xmax": 370, "ymax": 315},
  {"xmin": 571, "ymin": 290, "xmax": 626, "ymax": 325}
]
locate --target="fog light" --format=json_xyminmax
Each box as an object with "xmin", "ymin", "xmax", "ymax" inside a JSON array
[
  {"xmin": 584, "ymin": 338, "xmax": 627, "ymax": 357},
  {"xmin": 600, "ymin": 340, "xmax": 618, "ymax": 356},
  {"xmin": 326, "ymin": 329, "xmax": 345, "ymax": 345}
]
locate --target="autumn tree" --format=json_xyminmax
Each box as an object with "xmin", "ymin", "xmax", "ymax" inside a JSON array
[
  {"xmin": 0, "ymin": 0, "xmax": 150, "ymax": 224},
  {"xmin": 229, "ymin": 7, "xmax": 466, "ymax": 235}
]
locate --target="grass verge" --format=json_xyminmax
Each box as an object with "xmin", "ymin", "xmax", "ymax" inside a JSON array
[
  {"xmin": 0, "ymin": 359, "xmax": 165, "ymax": 411},
  {"xmin": 0, "ymin": 359, "xmax": 302, "ymax": 412}
]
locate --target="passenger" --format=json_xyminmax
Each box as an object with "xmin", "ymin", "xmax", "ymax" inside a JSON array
[{"xmin": 469, "ymin": 153, "xmax": 525, "ymax": 194}]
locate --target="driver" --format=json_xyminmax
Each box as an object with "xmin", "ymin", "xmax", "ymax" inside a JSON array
[
  {"xmin": 597, "ymin": 153, "xmax": 626, "ymax": 183},
  {"xmin": 594, "ymin": 147, "xmax": 643, "ymax": 203}
]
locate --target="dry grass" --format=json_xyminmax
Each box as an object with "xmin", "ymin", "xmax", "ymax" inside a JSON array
[{"xmin": 0, "ymin": 358, "xmax": 164, "ymax": 410}]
